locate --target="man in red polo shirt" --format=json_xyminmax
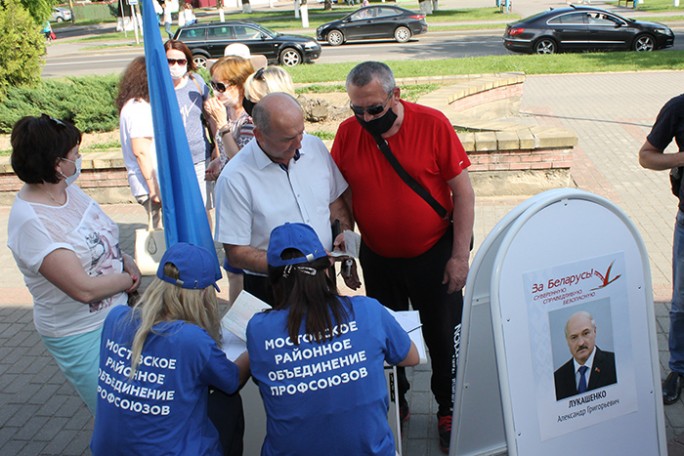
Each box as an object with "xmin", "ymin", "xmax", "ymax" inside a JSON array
[{"xmin": 331, "ymin": 61, "xmax": 474, "ymax": 454}]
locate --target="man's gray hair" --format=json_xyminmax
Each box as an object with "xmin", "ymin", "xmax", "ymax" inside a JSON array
[
  {"xmin": 252, "ymin": 92, "xmax": 302, "ymax": 131},
  {"xmin": 346, "ymin": 61, "xmax": 395, "ymax": 95}
]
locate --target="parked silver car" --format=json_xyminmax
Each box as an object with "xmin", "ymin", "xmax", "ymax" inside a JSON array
[{"xmin": 51, "ymin": 7, "xmax": 72, "ymax": 23}]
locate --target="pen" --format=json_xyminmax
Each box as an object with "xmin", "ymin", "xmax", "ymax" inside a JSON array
[{"xmin": 407, "ymin": 324, "xmax": 422, "ymax": 334}]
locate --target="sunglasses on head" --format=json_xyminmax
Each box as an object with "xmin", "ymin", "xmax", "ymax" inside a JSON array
[
  {"xmin": 253, "ymin": 67, "xmax": 266, "ymax": 80},
  {"xmin": 42, "ymin": 113, "xmax": 66, "ymax": 127},
  {"xmin": 349, "ymin": 93, "xmax": 393, "ymax": 117},
  {"xmin": 210, "ymin": 80, "xmax": 233, "ymax": 93},
  {"xmin": 167, "ymin": 58, "xmax": 187, "ymax": 66}
]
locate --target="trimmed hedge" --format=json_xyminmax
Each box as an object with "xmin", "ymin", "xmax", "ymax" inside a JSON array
[
  {"xmin": 0, "ymin": 75, "xmax": 120, "ymax": 133},
  {"xmin": 0, "ymin": 70, "xmax": 213, "ymax": 134},
  {"xmin": 73, "ymin": 1, "xmax": 118, "ymax": 23}
]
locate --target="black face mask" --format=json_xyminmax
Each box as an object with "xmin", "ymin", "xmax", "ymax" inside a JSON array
[
  {"xmin": 356, "ymin": 106, "xmax": 397, "ymax": 137},
  {"xmin": 242, "ymin": 97, "xmax": 256, "ymax": 116}
]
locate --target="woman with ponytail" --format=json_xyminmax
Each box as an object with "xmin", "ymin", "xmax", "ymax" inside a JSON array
[{"xmin": 247, "ymin": 223, "xmax": 418, "ymax": 456}]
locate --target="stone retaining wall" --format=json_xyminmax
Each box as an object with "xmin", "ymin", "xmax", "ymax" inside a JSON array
[
  {"xmin": 0, "ymin": 154, "xmax": 134, "ymax": 205},
  {"xmin": 417, "ymin": 73, "xmax": 577, "ymax": 196},
  {"xmin": 0, "ymin": 73, "xmax": 578, "ymax": 203}
]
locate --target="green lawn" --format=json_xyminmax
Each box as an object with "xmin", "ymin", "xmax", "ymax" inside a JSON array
[{"xmin": 630, "ymin": 0, "xmax": 684, "ymax": 12}]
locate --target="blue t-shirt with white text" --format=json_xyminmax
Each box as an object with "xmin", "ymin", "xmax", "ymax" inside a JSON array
[
  {"xmin": 246, "ymin": 295, "xmax": 411, "ymax": 456},
  {"xmin": 91, "ymin": 305, "xmax": 240, "ymax": 456}
]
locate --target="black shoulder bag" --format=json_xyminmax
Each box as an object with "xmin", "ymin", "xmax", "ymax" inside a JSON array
[
  {"xmin": 372, "ymin": 134, "xmax": 449, "ymax": 220},
  {"xmin": 372, "ymin": 135, "xmax": 474, "ymax": 251}
]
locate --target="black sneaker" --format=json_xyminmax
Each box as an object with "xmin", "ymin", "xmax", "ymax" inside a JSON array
[
  {"xmin": 663, "ymin": 371, "xmax": 684, "ymax": 405},
  {"xmin": 437, "ymin": 413, "xmax": 452, "ymax": 454}
]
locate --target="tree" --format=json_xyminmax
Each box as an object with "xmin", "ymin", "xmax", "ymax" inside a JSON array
[
  {"xmin": 9, "ymin": 0, "xmax": 54, "ymax": 23},
  {"xmin": 0, "ymin": 0, "xmax": 44, "ymax": 99}
]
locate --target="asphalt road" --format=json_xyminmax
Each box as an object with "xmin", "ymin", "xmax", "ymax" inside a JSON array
[
  {"xmin": 42, "ymin": 27, "xmax": 684, "ymax": 78},
  {"xmin": 42, "ymin": 31, "xmax": 509, "ymax": 77}
]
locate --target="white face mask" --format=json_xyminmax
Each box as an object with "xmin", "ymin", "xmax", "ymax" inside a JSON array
[
  {"xmin": 169, "ymin": 64, "xmax": 187, "ymax": 80},
  {"xmin": 61, "ymin": 156, "xmax": 82, "ymax": 186},
  {"xmin": 217, "ymin": 90, "xmax": 239, "ymax": 108}
]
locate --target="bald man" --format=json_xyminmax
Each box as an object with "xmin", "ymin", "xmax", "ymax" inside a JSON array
[
  {"xmin": 214, "ymin": 93, "xmax": 351, "ymax": 304},
  {"xmin": 553, "ymin": 311, "xmax": 617, "ymax": 401}
]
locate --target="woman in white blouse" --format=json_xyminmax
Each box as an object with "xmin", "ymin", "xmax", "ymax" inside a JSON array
[{"xmin": 7, "ymin": 115, "xmax": 140, "ymax": 414}]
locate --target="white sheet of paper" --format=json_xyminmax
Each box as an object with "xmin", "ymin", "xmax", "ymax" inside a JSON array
[
  {"xmin": 343, "ymin": 230, "xmax": 361, "ymax": 258},
  {"xmin": 220, "ymin": 329, "xmax": 247, "ymax": 361},
  {"xmin": 330, "ymin": 230, "xmax": 361, "ymax": 259},
  {"xmin": 221, "ymin": 290, "xmax": 271, "ymax": 342},
  {"xmin": 386, "ymin": 308, "xmax": 428, "ymax": 364}
]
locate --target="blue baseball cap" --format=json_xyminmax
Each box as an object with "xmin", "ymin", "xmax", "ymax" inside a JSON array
[
  {"xmin": 157, "ymin": 242, "xmax": 221, "ymax": 291},
  {"xmin": 267, "ymin": 223, "xmax": 327, "ymax": 268}
]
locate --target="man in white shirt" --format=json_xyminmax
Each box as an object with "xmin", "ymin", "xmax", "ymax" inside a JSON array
[{"xmin": 214, "ymin": 93, "xmax": 352, "ymax": 304}]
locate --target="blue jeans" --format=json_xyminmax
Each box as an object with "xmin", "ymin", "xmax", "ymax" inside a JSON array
[{"xmin": 671, "ymin": 210, "xmax": 684, "ymax": 373}]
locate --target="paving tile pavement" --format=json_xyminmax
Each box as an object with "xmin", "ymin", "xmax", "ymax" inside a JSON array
[{"xmin": 3, "ymin": 70, "xmax": 684, "ymax": 454}]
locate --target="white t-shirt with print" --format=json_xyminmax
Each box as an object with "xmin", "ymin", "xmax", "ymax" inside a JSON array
[{"xmin": 7, "ymin": 185, "xmax": 127, "ymax": 338}]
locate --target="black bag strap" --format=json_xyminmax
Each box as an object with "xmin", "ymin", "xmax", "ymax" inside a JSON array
[{"xmin": 372, "ymin": 134, "xmax": 449, "ymax": 220}]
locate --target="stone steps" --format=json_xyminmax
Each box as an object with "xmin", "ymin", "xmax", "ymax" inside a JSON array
[{"xmin": 417, "ymin": 72, "xmax": 578, "ymax": 196}]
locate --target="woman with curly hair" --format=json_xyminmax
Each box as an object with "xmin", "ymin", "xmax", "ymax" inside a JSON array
[{"xmin": 116, "ymin": 56, "xmax": 162, "ymax": 229}]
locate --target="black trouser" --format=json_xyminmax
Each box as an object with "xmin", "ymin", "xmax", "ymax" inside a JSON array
[
  {"xmin": 243, "ymin": 274, "xmax": 275, "ymax": 306},
  {"xmin": 208, "ymin": 388, "xmax": 244, "ymax": 456},
  {"xmin": 360, "ymin": 230, "xmax": 462, "ymax": 416}
]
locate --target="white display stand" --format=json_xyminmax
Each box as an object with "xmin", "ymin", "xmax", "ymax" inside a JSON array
[{"xmin": 451, "ymin": 188, "xmax": 666, "ymax": 456}]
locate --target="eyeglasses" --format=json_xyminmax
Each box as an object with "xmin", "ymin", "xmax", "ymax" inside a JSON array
[
  {"xmin": 167, "ymin": 58, "xmax": 187, "ymax": 66},
  {"xmin": 210, "ymin": 80, "xmax": 233, "ymax": 93},
  {"xmin": 60, "ymin": 153, "xmax": 81, "ymax": 164},
  {"xmin": 349, "ymin": 93, "xmax": 393, "ymax": 117},
  {"xmin": 254, "ymin": 67, "xmax": 266, "ymax": 80}
]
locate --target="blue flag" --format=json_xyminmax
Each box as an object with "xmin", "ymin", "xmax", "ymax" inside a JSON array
[{"xmin": 140, "ymin": 0, "xmax": 221, "ymax": 281}]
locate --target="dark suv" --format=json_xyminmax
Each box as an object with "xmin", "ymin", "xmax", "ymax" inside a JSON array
[{"xmin": 173, "ymin": 21, "xmax": 322, "ymax": 67}]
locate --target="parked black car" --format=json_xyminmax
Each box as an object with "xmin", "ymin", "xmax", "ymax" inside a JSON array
[
  {"xmin": 503, "ymin": 5, "xmax": 674, "ymax": 54},
  {"xmin": 173, "ymin": 21, "xmax": 321, "ymax": 67},
  {"xmin": 316, "ymin": 5, "xmax": 427, "ymax": 46}
]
